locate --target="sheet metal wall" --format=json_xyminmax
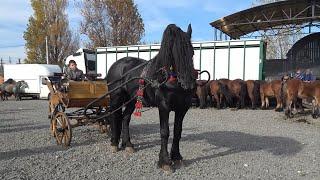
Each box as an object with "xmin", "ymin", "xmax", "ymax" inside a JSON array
[{"xmin": 96, "ymin": 40, "xmax": 264, "ymax": 80}]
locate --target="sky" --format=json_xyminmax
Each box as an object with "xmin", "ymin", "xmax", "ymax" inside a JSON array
[{"xmin": 0, "ymin": 0, "xmax": 255, "ymax": 63}]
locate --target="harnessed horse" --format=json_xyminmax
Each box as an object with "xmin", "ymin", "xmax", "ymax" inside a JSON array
[{"xmin": 106, "ymin": 24, "xmax": 199, "ymax": 172}]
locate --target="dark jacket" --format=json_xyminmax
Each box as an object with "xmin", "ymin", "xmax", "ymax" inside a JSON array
[{"xmin": 65, "ymin": 67, "xmax": 84, "ymax": 81}]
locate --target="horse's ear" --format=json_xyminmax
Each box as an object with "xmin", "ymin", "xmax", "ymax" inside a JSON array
[{"xmin": 187, "ymin": 24, "xmax": 192, "ymax": 38}]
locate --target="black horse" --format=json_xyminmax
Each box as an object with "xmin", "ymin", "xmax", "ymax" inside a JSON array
[{"xmin": 106, "ymin": 24, "xmax": 196, "ymax": 172}]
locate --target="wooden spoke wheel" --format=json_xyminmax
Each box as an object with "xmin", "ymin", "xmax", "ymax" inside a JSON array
[{"xmin": 51, "ymin": 112, "xmax": 72, "ymax": 146}]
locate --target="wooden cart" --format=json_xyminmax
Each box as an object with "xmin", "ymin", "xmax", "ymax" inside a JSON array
[{"xmin": 45, "ymin": 75, "xmax": 110, "ymax": 146}]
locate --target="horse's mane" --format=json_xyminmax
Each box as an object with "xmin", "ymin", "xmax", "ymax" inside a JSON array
[
  {"xmin": 148, "ymin": 24, "xmax": 195, "ymax": 89},
  {"xmin": 4, "ymin": 78, "xmax": 15, "ymax": 84}
]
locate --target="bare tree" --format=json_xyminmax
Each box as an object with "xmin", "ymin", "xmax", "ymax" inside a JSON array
[
  {"xmin": 106, "ymin": 0, "xmax": 144, "ymax": 46},
  {"xmin": 253, "ymin": 0, "xmax": 303, "ymax": 59},
  {"xmin": 79, "ymin": 0, "xmax": 144, "ymax": 48},
  {"xmin": 79, "ymin": 0, "xmax": 112, "ymax": 48}
]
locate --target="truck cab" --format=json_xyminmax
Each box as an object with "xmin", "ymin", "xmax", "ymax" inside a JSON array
[{"xmin": 65, "ymin": 48, "xmax": 96, "ymax": 75}]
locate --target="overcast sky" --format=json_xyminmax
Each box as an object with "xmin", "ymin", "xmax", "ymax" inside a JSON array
[{"xmin": 0, "ymin": 0, "xmax": 254, "ymax": 63}]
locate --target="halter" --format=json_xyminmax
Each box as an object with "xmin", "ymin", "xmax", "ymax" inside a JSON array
[{"xmin": 134, "ymin": 63, "xmax": 172, "ymax": 117}]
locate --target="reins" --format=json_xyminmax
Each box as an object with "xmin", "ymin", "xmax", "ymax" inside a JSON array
[{"xmin": 83, "ymin": 66, "xmax": 168, "ymax": 120}]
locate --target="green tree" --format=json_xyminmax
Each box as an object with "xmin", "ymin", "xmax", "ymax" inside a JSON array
[
  {"xmin": 24, "ymin": 0, "xmax": 79, "ymax": 64},
  {"xmin": 79, "ymin": 0, "xmax": 144, "ymax": 48}
]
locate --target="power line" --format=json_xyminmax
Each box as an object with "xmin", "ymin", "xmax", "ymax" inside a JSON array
[{"xmin": 0, "ymin": 44, "xmax": 24, "ymax": 49}]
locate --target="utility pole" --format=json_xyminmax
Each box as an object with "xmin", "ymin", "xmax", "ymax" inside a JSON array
[{"xmin": 46, "ymin": 36, "xmax": 49, "ymax": 64}]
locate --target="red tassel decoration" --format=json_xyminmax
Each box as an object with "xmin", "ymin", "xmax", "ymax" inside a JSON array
[
  {"xmin": 168, "ymin": 75, "xmax": 177, "ymax": 83},
  {"xmin": 134, "ymin": 78, "xmax": 145, "ymax": 118},
  {"xmin": 168, "ymin": 65, "xmax": 177, "ymax": 83}
]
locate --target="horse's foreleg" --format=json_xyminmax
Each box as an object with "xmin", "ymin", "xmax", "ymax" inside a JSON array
[
  {"xmin": 260, "ymin": 94, "xmax": 265, "ymax": 109},
  {"xmin": 171, "ymin": 110, "xmax": 187, "ymax": 166},
  {"xmin": 121, "ymin": 101, "xmax": 135, "ymax": 153},
  {"xmin": 158, "ymin": 107, "xmax": 171, "ymax": 170}
]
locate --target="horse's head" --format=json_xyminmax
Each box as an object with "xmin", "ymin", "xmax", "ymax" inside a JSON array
[
  {"xmin": 16, "ymin": 81, "xmax": 29, "ymax": 92},
  {"xmin": 154, "ymin": 24, "xmax": 196, "ymax": 90},
  {"xmin": 5, "ymin": 78, "xmax": 16, "ymax": 84},
  {"xmin": 20, "ymin": 81, "xmax": 29, "ymax": 89}
]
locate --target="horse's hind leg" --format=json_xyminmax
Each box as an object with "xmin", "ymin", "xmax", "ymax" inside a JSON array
[
  {"xmin": 171, "ymin": 109, "xmax": 187, "ymax": 168},
  {"xmin": 236, "ymin": 96, "xmax": 242, "ymax": 109},
  {"xmin": 312, "ymin": 98, "xmax": 319, "ymax": 119},
  {"xmin": 121, "ymin": 101, "xmax": 136, "ymax": 153},
  {"xmin": 285, "ymin": 95, "xmax": 294, "ymax": 118},
  {"xmin": 275, "ymin": 95, "xmax": 282, "ymax": 112}
]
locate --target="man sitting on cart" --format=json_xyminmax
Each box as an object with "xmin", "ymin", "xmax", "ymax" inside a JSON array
[{"xmin": 64, "ymin": 60, "xmax": 84, "ymax": 81}]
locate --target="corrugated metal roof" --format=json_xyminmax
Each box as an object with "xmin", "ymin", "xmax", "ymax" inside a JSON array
[{"xmin": 210, "ymin": 0, "xmax": 320, "ymax": 39}]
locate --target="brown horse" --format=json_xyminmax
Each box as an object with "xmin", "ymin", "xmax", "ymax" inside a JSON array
[
  {"xmin": 298, "ymin": 81, "xmax": 320, "ymax": 118},
  {"xmin": 195, "ymin": 80, "xmax": 210, "ymax": 109},
  {"xmin": 0, "ymin": 79, "xmax": 16, "ymax": 100},
  {"xmin": 282, "ymin": 79, "xmax": 301, "ymax": 118},
  {"xmin": 259, "ymin": 80, "xmax": 283, "ymax": 111},
  {"xmin": 246, "ymin": 80, "xmax": 260, "ymax": 109},
  {"xmin": 208, "ymin": 80, "xmax": 232, "ymax": 109},
  {"xmin": 219, "ymin": 79, "xmax": 247, "ymax": 109},
  {"xmin": 284, "ymin": 80, "xmax": 320, "ymax": 118}
]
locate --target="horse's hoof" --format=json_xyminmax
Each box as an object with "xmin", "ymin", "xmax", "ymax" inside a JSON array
[
  {"xmin": 173, "ymin": 160, "xmax": 184, "ymax": 169},
  {"xmin": 111, "ymin": 146, "xmax": 119, "ymax": 153},
  {"xmin": 312, "ymin": 114, "xmax": 318, "ymax": 119},
  {"xmin": 125, "ymin": 147, "xmax": 135, "ymax": 154},
  {"xmin": 275, "ymin": 108, "xmax": 281, "ymax": 112},
  {"xmin": 289, "ymin": 113, "xmax": 294, "ymax": 118},
  {"xmin": 161, "ymin": 165, "xmax": 173, "ymax": 175}
]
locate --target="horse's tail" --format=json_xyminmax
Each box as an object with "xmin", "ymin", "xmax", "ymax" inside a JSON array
[
  {"xmin": 206, "ymin": 81, "xmax": 213, "ymax": 107},
  {"xmin": 240, "ymin": 81, "xmax": 247, "ymax": 108},
  {"xmin": 253, "ymin": 81, "xmax": 260, "ymax": 107},
  {"xmin": 197, "ymin": 85, "xmax": 208, "ymax": 109},
  {"xmin": 218, "ymin": 82, "xmax": 232, "ymax": 106}
]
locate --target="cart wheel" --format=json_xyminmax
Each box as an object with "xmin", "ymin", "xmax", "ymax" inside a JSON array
[{"xmin": 51, "ymin": 112, "xmax": 72, "ymax": 146}]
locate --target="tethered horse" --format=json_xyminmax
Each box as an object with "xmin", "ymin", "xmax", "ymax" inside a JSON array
[{"xmin": 106, "ymin": 24, "xmax": 197, "ymax": 172}]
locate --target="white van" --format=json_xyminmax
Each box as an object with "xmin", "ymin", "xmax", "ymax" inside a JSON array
[{"xmin": 3, "ymin": 64, "xmax": 61, "ymax": 99}]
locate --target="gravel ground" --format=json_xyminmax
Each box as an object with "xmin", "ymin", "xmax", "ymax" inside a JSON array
[{"xmin": 0, "ymin": 99, "xmax": 320, "ymax": 180}]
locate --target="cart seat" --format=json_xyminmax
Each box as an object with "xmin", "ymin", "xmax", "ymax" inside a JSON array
[{"xmin": 63, "ymin": 80, "xmax": 109, "ymax": 108}]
